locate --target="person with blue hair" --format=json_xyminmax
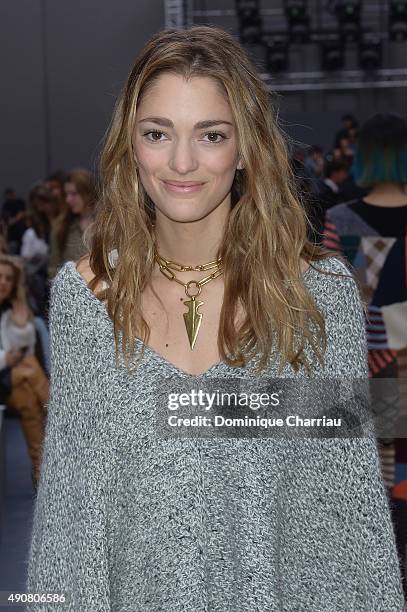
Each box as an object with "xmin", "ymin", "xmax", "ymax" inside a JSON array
[{"xmin": 324, "ymin": 112, "xmax": 407, "ymax": 596}]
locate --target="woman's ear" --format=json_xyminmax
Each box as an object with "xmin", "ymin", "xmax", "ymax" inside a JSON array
[{"xmin": 237, "ymin": 158, "xmax": 245, "ymax": 170}]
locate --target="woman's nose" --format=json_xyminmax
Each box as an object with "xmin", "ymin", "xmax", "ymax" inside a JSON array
[{"xmin": 168, "ymin": 139, "xmax": 198, "ymax": 174}]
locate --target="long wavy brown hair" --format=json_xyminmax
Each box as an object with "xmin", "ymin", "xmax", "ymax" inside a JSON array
[
  {"xmin": 83, "ymin": 25, "xmax": 342, "ymax": 375},
  {"xmin": 0, "ymin": 255, "xmax": 35, "ymax": 320},
  {"xmin": 55, "ymin": 169, "xmax": 97, "ymax": 252}
]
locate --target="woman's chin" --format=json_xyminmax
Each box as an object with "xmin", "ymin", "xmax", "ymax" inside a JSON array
[{"xmin": 155, "ymin": 206, "xmax": 214, "ymax": 224}]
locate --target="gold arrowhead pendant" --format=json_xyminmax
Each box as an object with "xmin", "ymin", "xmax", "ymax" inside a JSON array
[{"xmin": 183, "ymin": 296, "xmax": 204, "ymax": 349}]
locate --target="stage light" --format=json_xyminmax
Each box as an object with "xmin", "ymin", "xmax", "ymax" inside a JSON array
[
  {"xmin": 335, "ymin": 0, "xmax": 361, "ymax": 42},
  {"xmin": 284, "ymin": 0, "xmax": 310, "ymax": 44},
  {"xmin": 266, "ymin": 40, "xmax": 289, "ymax": 73},
  {"xmin": 389, "ymin": 1, "xmax": 407, "ymax": 41},
  {"xmin": 320, "ymin": 40, "xmax": 345, "ymax": 71},
  {"xmin": 235, "ymin": 0, "xmax": 263, "ymax": 45},
  {"xmin": 358, "ymin": 35, "xmax": 382, "ymax": 70}
]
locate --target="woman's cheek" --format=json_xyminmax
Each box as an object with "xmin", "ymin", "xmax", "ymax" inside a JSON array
[
  {"xmin": 205, "ymin": 147, "xmax": 238, "ymax": 174},
  {"xmin": 138, "ymin": 148, "xmax": 167, "ymax": 172}
]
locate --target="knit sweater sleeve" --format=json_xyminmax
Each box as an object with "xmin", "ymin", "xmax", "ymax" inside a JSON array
[
  {"xmin": 279, "ymin": 258, "xmax": 405, "ymax": 611},
  {"xmin": 25, "ymin": 263, "xmax": 112, "ymax": 612}
]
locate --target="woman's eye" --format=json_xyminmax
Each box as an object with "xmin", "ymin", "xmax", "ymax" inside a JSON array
[
  {"xmin": 143, "ymin": 131, "xmax": 166, "ymax": 142},
  {"xmin": 203, "ymin": 132, "xmax": 226, "ymax": 144},
  {"xmin": 142, "ymin": 131, "xmax": 226, "ymax": 144}
]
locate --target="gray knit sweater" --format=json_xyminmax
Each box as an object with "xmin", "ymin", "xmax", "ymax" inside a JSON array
[{"xmin": 26, "ymin": 257, "xmax": 405, "ymax": 611}]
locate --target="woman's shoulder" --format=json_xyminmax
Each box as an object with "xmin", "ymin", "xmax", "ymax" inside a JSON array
[
  {"xmin": 304, "ymin": 256, "xmax": 367, "ymax": 376},
  {"xmin": 305, "ymin": 255, "xmax": 352, "ymax": 282},
  {"xmin": 50, "ymin": 255, "xmax": 97, "ymax": 312},
  {"xmin": 49, "ymin": 258, "xmax": 111, "ymax": 350},
  {"xmin": 325, "ymin": 198, "xmax": 358, "ymax": 216},
  {"xmin": 304, "ymin": 255, "xmax": 361, "ymax": 310},
  {"xmin": 52, "ymin": 255, "xmax": 95, "ymax": 288},
  {"xmin": 75, "ymin": 254, "xmax": 94, "ymax": 284},
  {"xmin": 325, "ymin": 199, "xmax": 379, "ymax": 236}
]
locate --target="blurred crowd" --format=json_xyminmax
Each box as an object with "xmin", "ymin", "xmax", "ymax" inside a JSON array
[
  {"xmin": 0, "ymin": 168, "xmax": 97, "ymax": 488},
  {"xmin": 1, "ymin": 169, "xmax": 97, "ymax": 319},
  {"xmin": 294, "ymin": 112, "xmax": 407, "ymax": 590},
  {"xmin": 291, "ymin": 113, "xmax": 369, "ymax": 241}
]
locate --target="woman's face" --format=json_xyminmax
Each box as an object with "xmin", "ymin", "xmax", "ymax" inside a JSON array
[
  {"xmin": 0, "ymin": 264, "xmax": 15, "ymax": 301},
  {"xmin": 33, "ymin": 197, "xmax": 51, "ymax": 215},
  {"xmin": 64, "ymin": 182, "xmax": 86, "ymax": 216},
  {"xmin": 46, "ymin": 180, "xmax": 63, "ymax": 200},
  {"xmin": 132, "ymin": 73, "xmax": 243, "ymax": 223}
]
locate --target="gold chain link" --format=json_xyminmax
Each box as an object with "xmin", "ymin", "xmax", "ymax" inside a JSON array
[
  {"xmin": 155, "ymin": 253, "xmax": 221, "ymax": 272},
  {"xmin": 154, "ymin": 252, "xmax": 223, "ymax": 297}
]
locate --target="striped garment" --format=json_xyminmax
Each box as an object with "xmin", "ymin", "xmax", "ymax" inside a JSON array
[{"xmin": 323, "ymin": 198, "xmax": 407, "ymax": 598}]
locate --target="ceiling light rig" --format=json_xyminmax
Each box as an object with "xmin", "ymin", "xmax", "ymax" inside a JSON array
[
  {"xmin": 320, "ymin": 38, "xmax": 345, "ymax": 71},
  {"xmin": 358, "ymin": 33, "xmax": 382, "ymax": 70},
  {"xmin": 389, "ymin": 0, "xmax": 407, "ymax": 41},
  {"xmin": 232, "ymin": 0, "xmax": 396, "ymax": 79},
  {"xmin": 235, "ymin": 0, "xmax": 263, "ymax": 45},
  {"xmin": 266, "ymin": 38, "xmax": 289, "ymax": 73},
  {"xmin": 284, "ymin": 0, "xmax": 310, "ymax": 44},
  {"xmin": 335, "ymin": 0, "xmax": 362, "ymax": 43}
]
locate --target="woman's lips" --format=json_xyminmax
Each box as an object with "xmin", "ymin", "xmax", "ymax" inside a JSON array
[{"xmin": 162, "ymin": 180, "xmax": 206, "ymax": 193}]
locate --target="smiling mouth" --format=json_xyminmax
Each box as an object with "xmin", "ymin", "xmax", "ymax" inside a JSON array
[
  {"xmin": 163, "ymin": 180, "xmax": 205, "ymax": 187},
  {"xmin": 161, "ymin": 180, "xmax": 206, "ymax": 193}
]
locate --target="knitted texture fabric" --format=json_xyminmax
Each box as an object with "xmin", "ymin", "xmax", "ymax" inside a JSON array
[{"xmin": 26, "ymin": 257, "xmax": 405, "ymax": 611}]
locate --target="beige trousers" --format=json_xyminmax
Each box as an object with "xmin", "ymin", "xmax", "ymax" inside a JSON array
[{"xmin": 7, "ymin": 354, "xmax": 49, "ymax": 483}]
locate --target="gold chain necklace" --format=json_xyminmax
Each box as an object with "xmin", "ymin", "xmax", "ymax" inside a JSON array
[{"xmin": 154, "ymin": 251, "xmax": 223, "ymax": 349}]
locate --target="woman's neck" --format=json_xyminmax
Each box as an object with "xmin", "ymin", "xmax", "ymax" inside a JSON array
[
  {"xmin": 153, "ymin": 212, "xmax": 228, "ymax": 265},
  {"xmin": 363, "ymin": 182, "xmax": 407, "ymax": 207}
]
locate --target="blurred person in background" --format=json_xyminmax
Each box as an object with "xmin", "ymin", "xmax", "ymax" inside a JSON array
[
  {"xmin": 1, "ymin": 188, "xmax": 16, "ymax": 218},
  {"xmin": 29, "ymin": 183, "xmax": 59, "ymax": 244},
  {"xmin": 319, "ymin": 159, "xmax": 349, "ymax": 207},
  {"xmin": 21, "ymin": 210, "xmax": 50, "ymax": 319},
  {"xmin": 303, "ymin": 144, "xmax": 325, "ymax": 193},
  {"xmin": 335, "ymin": 135, "xmax": 355, "ymax": 169},
  {"xmin": 324, "ymin": 150, "xmax": 367, "ymax": 203},
  {"xmin": 305, "ymin": 159, "xmax": 349, "ymax": 242},
  {"xmin": 0, "ymin": 255, "xmax": 49, "ymax": 488},
  {"xmin": 0, "ymin": 233, "xmax": 9, "ymax": 255},
  {"xmin": 334, "ymin": 113, "xmax": 358, "ymax": 149},
  {"xmin": 1, "ymin": 188, "xmax": 27, "ymax": 255},
  {"xmin": 45, "ymin": 170, "xmax": 68, "ymax": 217},
  {"xmin": 47, "ymin": 168, "xmax": 97, "ymax": 278},
  {"xmin": 323, "ymin": 112, "xmax": 407, "ymax": 592},
  {"xmin": 347, "ymin": 125, "xmax": 358, "ymax": 155}
]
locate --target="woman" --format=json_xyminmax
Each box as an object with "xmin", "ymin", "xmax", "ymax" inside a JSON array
[
  {"xmin": 0, "ymin": 255, "xmax": 49, "ymax": 486},
  {"xmin": 29, "ymin": 182, "xmax": 60, "ymax": 245},
  {"xmin": 45, "ymin": 170, "xmax": 68, "ymax": 218},
  {"xmin": 21, "ymin": 209, "xmax": 50, "ymax": 319},
  {"xmin": 47, "ymin": 168, "xmax": 96, "ymax": 278},
  {"xmin": 26, "ymin": 27, "xmax": 404, "ymax": 610},
  {"xmin": 324, "ymin": 112, "xmax": 407, "ymax": 589}
]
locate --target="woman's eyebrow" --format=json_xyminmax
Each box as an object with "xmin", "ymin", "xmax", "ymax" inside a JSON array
[{"xmin": 138, "ymin": 116, "xmax": 233, "ymax": 129}]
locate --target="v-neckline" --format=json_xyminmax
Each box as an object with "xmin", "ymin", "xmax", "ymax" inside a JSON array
[{"xmin": 64, "ymin": 260, "xmax": 224, "ymax": 379}]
